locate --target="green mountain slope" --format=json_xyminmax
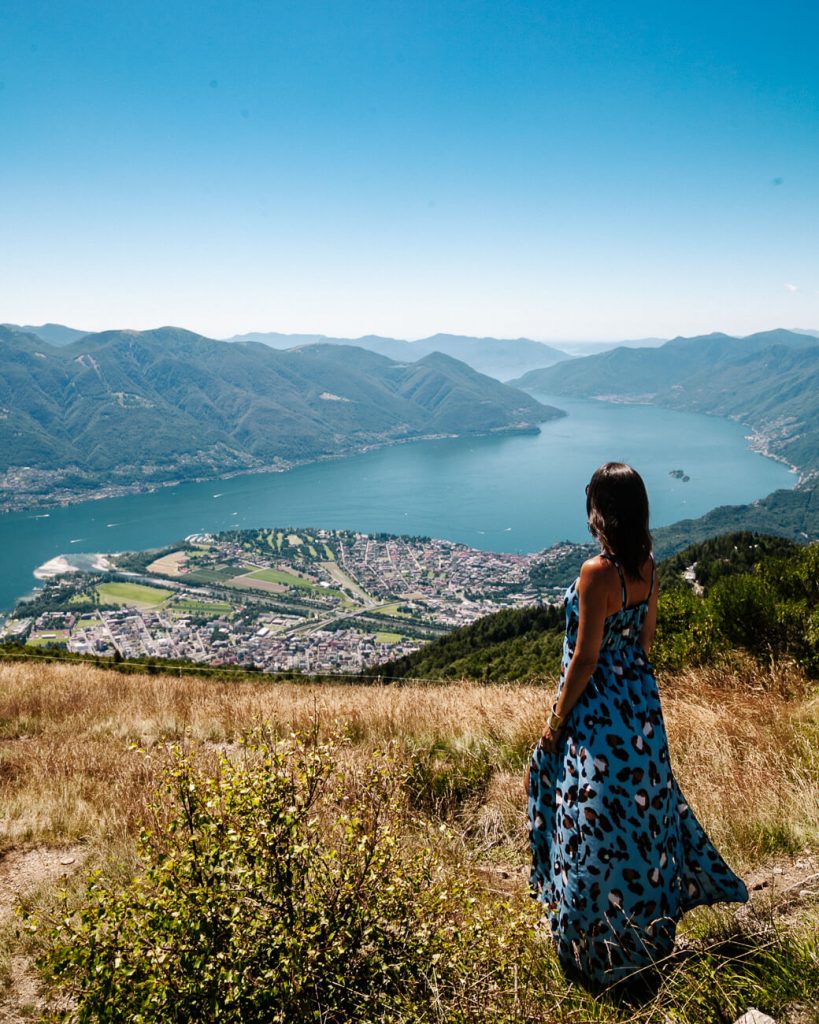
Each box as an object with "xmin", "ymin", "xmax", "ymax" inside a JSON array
[
  {"xmin": 0, "ymin": 326, "xmax": 560, "ymax": 505},
  {"xmin": 651, "ymin": 481, "xmax": 819, "ymax": 554},
  {"xmin": 512, "ymin": 329, "xmax": 819, "ymax": 473},
  {"xmin": 656, "ymin": 531, "xmax": 800, "ymax": 591}
]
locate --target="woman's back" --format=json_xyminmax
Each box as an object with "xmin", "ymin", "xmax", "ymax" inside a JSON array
[{"xmin": 563, "ymin": 551, "xmax": 656, "ymax": 655}]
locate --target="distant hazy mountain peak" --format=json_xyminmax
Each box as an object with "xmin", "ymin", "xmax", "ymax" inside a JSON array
[
  {"xmin": 223, "ymin": 329, "xmax": 570, "ymax": 381},
  {"xmin": 2, "ymin": 322, "xmax": 92, "ymax": 347}
]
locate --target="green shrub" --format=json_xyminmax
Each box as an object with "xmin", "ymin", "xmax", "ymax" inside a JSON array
[
  {"xmin": 652, "ymin": 588, "xmax": 724, "ymax": 672},
  {"xmin": 34, "ymin": 733, "xmax": 523, "ymax": 1023},
  {"xmin": 760, "ymin": 542, "xmax": 819, "ymax": 604},
  {"xmin": 708, "ymin": 574, "xmax": 781, "ymax": 655}
]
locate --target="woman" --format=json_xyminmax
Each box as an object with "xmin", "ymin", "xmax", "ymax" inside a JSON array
[{"xmin": 527, "ymin": 462, "xmax": 748, "ymax": 989}]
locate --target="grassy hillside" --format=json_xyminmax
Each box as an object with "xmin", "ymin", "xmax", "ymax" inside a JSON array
[{"xmin": 1, "ymin": 658, "xmax": 817, "ymax": 1022}]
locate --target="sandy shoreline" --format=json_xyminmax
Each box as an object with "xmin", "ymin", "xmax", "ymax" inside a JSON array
[
  {"xmin": 33, "ymin": 556, "xmax": 78, "ymax": 580},
  {"xmin": 33, "ymin": 553, "xmax": 115, "ymax": 580}
]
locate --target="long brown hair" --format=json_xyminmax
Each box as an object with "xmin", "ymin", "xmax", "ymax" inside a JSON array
[{"xmin": 585, "ymin": 462, "xmax": 652, "ymax": 580}]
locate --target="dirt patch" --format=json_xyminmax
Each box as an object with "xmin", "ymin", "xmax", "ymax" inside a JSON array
[
  {"xmin": 0, "ymin": 845, "xmax": 87, "ymax": 1021},
  {"xmin": 0, "ymin": 845, "xmax": 87, "ymax": 922},
  {"xmin": 146, "ymin": 550, "xmax": 188, "ymax": 576},
  {"xmin": 739, "ymin": 853, "xmax": 819, "ymax": 932}
]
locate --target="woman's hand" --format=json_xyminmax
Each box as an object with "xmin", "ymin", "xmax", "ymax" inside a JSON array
[{"xmin": 539, "ymin": 725, "xmax": 561, "ymax": 754}]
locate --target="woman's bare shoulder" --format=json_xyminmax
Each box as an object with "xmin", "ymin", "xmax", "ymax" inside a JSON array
[{"xmin": 579, "ymin": 554, "xmax": 616, "ymax": 587}]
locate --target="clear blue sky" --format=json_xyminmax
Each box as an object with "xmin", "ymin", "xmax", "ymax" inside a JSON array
[{"xmin": 2, "ymin": 0, "xmax": 818, "ymax": 340}]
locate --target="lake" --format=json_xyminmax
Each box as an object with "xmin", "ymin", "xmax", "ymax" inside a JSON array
[{"xmin": 0, "ymin": 394, "xmax": 795, "ymax": 611}]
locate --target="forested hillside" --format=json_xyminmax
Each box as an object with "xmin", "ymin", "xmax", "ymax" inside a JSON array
[
  {"xmin": 651, "ymin": 480, "xmax": 819, "ymax": 553},
  {"xmin": 0, "ymin": 326, "xmax": 559, "ymax": 507},
  {"xmin": 380, "ymin": 604, "xmax": 566, "ymax": 682},
  {"xmin": 512, "ymin": 329, "xmax": 819, "ymax": 474},
  {"xmin": 656, "ymin": 531, "xmax": 799, "ymax": 590}
]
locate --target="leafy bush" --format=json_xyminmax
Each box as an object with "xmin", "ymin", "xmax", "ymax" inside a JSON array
[
  {"xmin": 702, "ymin": 546, "xmax": 819, "ymax": 673},
  {"xmin": 651, "ymin": 541, "xmax": 819, "ymax": 676},
  {"xmin": 652, "ymin": 587, "xmax": 724, "ymax": 672},
  {"xmin": 35, "ymin": 732, "xmax": 522, "ymax": 1023},
  {"xmin": 760, "ymin": 542, "xmax": 819, "ymax": 604},
  {"xmin": 708, "ymin": 574, "xmax": 781, "ymax": 655}
]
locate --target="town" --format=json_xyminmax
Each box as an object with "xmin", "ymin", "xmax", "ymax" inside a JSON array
[{"xmin": 2, "ymin": 528, "xmax": 586, "ymax": 675}]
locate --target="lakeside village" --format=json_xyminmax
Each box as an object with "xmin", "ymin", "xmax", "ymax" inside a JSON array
[{"xmin": 2, "ymin": 529, "xmax": 586, "ymax": 675}]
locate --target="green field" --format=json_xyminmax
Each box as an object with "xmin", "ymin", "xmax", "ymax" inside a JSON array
[
  {"xmin": 96, "ymin": 582, "xmax": 173, "ymax": 608},
  {"xmin": 375, "ymin": 631, "xmax": 404, "ymax": 644},
  {"xmin": 26, "ymin": 630, "xmax": 70, "ymax": 647},
  {"xmin": 241, "ymin": 568, "xmax": 349, "ymax": 605},
  {"xmin": 247, "ymin": 568, "xmax": 316, "ymax": 589},
  {"xmin": 76, "ymin": 617, "xmax": 103, "ymax": 629}
]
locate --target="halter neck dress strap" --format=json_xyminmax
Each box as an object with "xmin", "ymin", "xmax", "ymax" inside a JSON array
[{"xmin": 601, "ymin": 552, "xmax": 628, "ymax": 610}]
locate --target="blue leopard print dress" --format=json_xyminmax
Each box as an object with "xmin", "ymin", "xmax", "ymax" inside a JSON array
[{"xmin": 528, "ymin": 555, "xmax": 748, "ymax": 988}]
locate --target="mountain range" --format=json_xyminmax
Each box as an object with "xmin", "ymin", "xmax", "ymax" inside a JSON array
[
  {"xmin": 0, "ymin": 325, "xmax": 560, "ymax": 507},
  {"xmin": 3, "ymin": 324, "xmax": 572, "ymax": 382},
  {"xmin": 226, "ymin": 331, "xmax": 572, "ymax": 381},
  {"xmin": 512, "ymin": 328, "xmax": 819, "ymax": 475}
]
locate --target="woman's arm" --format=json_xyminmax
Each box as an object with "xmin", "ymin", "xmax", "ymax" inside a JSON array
[
  {"xmin": 638, "ymin": 572, "xmax": 659, "ymax": 654},
  {"xmin": 540, "ymin": 558, "xmax": 609, "ymax": 752}
]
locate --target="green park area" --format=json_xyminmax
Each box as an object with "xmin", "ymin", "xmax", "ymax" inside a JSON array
[
  {"xmin": 247, "ymin": 568, "xmax": 314, "ymax": 589},
  {"xmin": 96, "ymin": 582, "xmax": 173, "ymax": 608},
  {"xmin": 244, "ymin": 568, "xmax": 350, "ymax": 605},
  {"xmin": 375, "ymin": 631, "xmax": 404, "ymax": 644}
]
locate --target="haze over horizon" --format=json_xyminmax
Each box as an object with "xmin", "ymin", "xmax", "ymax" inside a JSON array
[
  {"xmin": 2, "ymin": 1, "xmax": 818, "ymax": 340},
  {"xmin": 8, "ymin": 322, "xmax": 819, "ymax": 349}
]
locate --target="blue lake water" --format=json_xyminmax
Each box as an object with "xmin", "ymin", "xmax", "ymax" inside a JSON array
[{"xmin": 0, "ymin": 394, "xmax": 795, "ymax": 611}]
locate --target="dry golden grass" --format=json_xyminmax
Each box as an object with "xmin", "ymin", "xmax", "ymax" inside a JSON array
[
  {"xmin": 1, "ymin": 657, "xmax": 816, "ymax": 872},
  {"xmin": 1, "ymin": 657, "xmax": 817, "ymax": 1022}
]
